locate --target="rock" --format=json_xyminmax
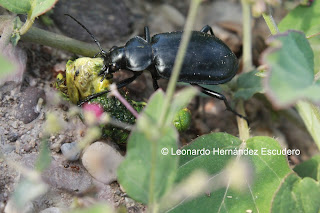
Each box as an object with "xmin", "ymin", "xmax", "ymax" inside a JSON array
[
  {"xmin": 82, "ymin": 142, "xmax": 124, "ymax": 184},
  {"xmin": 40, "ymin": 207, "xmax": 63, "ymax": 213},
  {"xmin": 61, "ymin": 142, "xmax": 81, "ymax": 161},
  {"xmin": 93, "ymin": 179, "xmax": 114, "ymax": 201},
  {"xmin": 23, "ymin": 154, "xmax": 93, "ymax": 193},
  {"xmin": 52, "ymin": 0, "xmax": 132, "ymax": 43},
  {"xmin": 2, "ymin": 144, "xmax": 15, "ymax": 154},
  {"xmin": 4, "ymin": 200, "xmax": 35, "ymax": 213},
  {"xmin": 7, "ymin": 132, "xmax": 20, "ymax": 142},
  {"xmin": 15, "ymin": 87, "xmax": 46, "ymax": 124}
]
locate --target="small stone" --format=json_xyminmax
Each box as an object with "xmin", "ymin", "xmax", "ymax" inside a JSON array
[
  {"xmin": 15, "ymin": 140, "xmax": 20, "ymax": 154},
  {"xmin": 2, "ymin": 144, "xmax": 15, "ymax": 154},
  {"xmin": 61, "ymin": 142, "xmax": 81, "ymax": 161},
  {"xmin": 11, "ymin": 121, "xmax": 18, "ymax": 129},
  {"xmin": 40, "ymin": 207, "xmax": 63, "ymax": 213},
  {"xmin": 125, "ymin": 197, "xmax": 135, "ymax": 208},
  {"xmin": 29, "ymin": 140, "xmax": 36, "ymax": 148},
  {"xmin": 7, "ymin": 132, "xmax": 20, "ymax": 142},
  {"xmin": 15, "ymin": 87, "xmax": 46, "ymax": 124},
  {"xmin": 82, "ymin": 141, "xmax": 124, "ymax": 184},
  {"xmin": 50, "ymin": 142, "xmax": 62, "ymax": 153},
  {"xmin": 5, "ymin": 199, "xmax": 35, "ymax": 213},
  {"xmin": 23, "ymin": 153, "xmax": 93, "ymax": 193}
]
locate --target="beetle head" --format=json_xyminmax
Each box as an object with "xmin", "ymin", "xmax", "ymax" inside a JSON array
[{"xmin": 103, "ymin": 46, "xmax": 125, "ymax": 76}]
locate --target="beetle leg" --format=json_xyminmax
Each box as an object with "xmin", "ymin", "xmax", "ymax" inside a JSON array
[
  {"xmin": 78, "ymin": 72, "xmax": 143, "ymax": 106},
  {"xmin": 116, "ymin": 71, "xmax": 143, "ymax": 89},
  {"xmin": 191, "ymin": 84, "xmax": 248, "ymax": 122},
  {"xmin": 144, "ymin": 26, "xmax": 151, "ymax": 43},
  {"xmin": 200, "ymin": 25, "xmax": 215, "ymax": 36},
  {"xmin": 153, "ymin": 79, "xmax": 159, "ymax": 90},
  {"xmin": 149, "ymin": 70, "xmax": 160, "ymax": 90}
]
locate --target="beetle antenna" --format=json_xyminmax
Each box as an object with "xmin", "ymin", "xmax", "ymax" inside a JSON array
[{"xmin": 64, "ymin": 14, "xmax": 106, "ymax": 55}]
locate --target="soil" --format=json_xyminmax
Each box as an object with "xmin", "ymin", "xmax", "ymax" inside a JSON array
[{"xmin": 0, "ymin": 0, "xmax": 318, "ymax": 212}]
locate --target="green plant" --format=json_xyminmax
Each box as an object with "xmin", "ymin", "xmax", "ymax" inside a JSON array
[
  {"xmin": 117, "ymin": 0, "xmax": 320, "ymax": 212},
  {"xmin": 1, "ymin": 0, "xmax": 320, "ymax": 212}
]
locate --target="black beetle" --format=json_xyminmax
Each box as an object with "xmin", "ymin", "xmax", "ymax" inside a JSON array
[{"xmin": 66, "ymin": 15, "xmax": 246, "ymax": 120}]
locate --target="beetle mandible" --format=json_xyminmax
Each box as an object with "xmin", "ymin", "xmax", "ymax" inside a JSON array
[{"xmin": 66, "ymin": 14, "xmax": 247, "ymax": 120}]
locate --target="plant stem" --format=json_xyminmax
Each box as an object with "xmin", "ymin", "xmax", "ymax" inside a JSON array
[
  {"xmin": 237, "ymin": 100, "xmax": 249, "ymax": 141},
  {"xmin": 158, "ymin": 0, "xmax": 202, "ymax": 128},
  {"xmin": 237, "ymin": 0, "xmax": 252, "ymax": 139},
  {"xmin": 262, "ymin": 10, "xmax": 279, "ymax": 35},
  {"xmin": 241, "ymin": 0, "xmax": 253, "ymax": 73},
  {"xmin": 109, "ymin": 84, "xmax": 139, "ymax": 118},
  {"xmin": 19, "ymin": 16, "xmax": 34, "ymax": 35},
  {"xmin": 21, "ymin": 26, "xmax": 99, "ymax": 56}
]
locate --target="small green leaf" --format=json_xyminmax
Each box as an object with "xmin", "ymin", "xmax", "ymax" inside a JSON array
[
  {"xmin": 11, "ymin": 16, "xmax": 23, "ymax": 46},
  {"xmin": 263, "ymin": 30, "xmax": 320, "ymax": 108},
  {"xmin": 30, "ymin": 0, "xmax": 58, "ymax": 19},
  {"xmin": 117, "ymin": 90, "xmax": 178, "ymax": 204},
  {"xmin": 167, "ymin": 135, "xmax": 292, "ymax": 213},
  {"xmin": 70, "ymin": 204, "xmax": 114, "ymax": 213},
  {"xmin": 35, "ymin": 139, "xmax": 51, "ymax": 172},
  {"xmin": 294, "ymin": 154, "xmax": 320, "ymax": 181},
  {"xmin": 278, "ymin": 0, "xmax": 320, "ymax": 74},
  {"xmin": 271, "ymin": 174, "xmax": 320, "ymax": 213},
  {"xmin": 13, "ymin": 179, "xmax": 48, "ymax": 209},
  {"xmin": 166, "ymin": 86, "xmax": 197, "ymax": 126},
  {"xmin": 296, "ymin": 101, "xmax": 320, "ymax": 149},
  {"xmin": 0, "ymin": 0, "xmax": 31, "ymax": 14},
  {"xmin": 233, "ymin": 70, "xmax": 263, "ymax": 100}
]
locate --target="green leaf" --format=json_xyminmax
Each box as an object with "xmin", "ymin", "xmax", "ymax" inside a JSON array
[
  {"xmin": 117, "ymin": 90, "xmax": 178, "ymax": 204},
  {"xmin": 166, "ymin": 86, "xmax": 197, "ymax": 126},
  {"xmin": 13, "ymin": 179, "xmax": 48, "ymax": 209},
  {"xmin": 294, "ymin": 154, "xmax": 320, "ymax": 181},
  {"xmin": 0, "ymin": 0, "xmax": 31, "ymax": 14},
  {"xmin": 278, "ymin": 0, "xmax": 320, "ymax": 74},
  {"xmin": 30, "ymin": 0, "xmax": 58, "ymax": 19},
  {"xmin": 69, "ymin": 204, "xmax": 114, "ymax": 213},
  {"xmin": 167, "ymin": 135, "xmax": 292, "ymax": 213},
  {"xmin": 233, "ymin": 70, "xmax": 263, "ymax": 100},
  {"xmin": 35, "ymin": 139, "xmax": 51, "ymax": 172},
  {"xmin": 296, "ymin": 101, "xmax": 320, "ymax": 149},
  {"xmin": 263, "ymin": 30, "xmax": 320, "ymax": 108},
  {"xmin": 0, "ymin": 54, "xmax": 15, "ymax": 78},
  {"xmin": 11, "ymin": 16, "xmax": 23, "ymax": 45},
  {"xmin": 271, "ymin": 174, "xmax": 320, "ymax": 213}
]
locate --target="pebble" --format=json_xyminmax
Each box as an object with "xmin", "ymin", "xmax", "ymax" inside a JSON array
[
  {"xmin": 15, "ymin": 87, "xmax": 46, "ymax": 124},
  {"xmin": 2, "ymin": 144, "xmax": 15, "ymax": 154},
  {"xmin": 40, "ymin": 207, "xmax": 63, "ymax": 213},
  {"xmin": 4, "ymin": 200, "xmax": 35, "ymax": 213},
  {"xmin": 7, "ymin": 132, "xmax": 20, "ymax": 142},
  {"xmin": 82, "ymin": 141, "xmax": 124, "ymax": 184},
  {"xmin": 23, "ymin": 153, "xmax": 93, "ymax": 193},
  {"xmin": 11, "ymin": 121, "xmax": 18, "ymax": 129},
  {"xmin": 61, "ymin": 142, "xmax": 81, "ymax": 161}
]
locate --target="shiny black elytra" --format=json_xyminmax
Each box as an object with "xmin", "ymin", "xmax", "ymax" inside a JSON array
[{"xmin": 66, "ymin": 14, "xmax": 246, "ymax": 120}]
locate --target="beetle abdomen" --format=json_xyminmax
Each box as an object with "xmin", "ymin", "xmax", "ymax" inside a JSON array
[{"xmin": 152, "ymin": 31, "xmax": 238, "ymax": 85}]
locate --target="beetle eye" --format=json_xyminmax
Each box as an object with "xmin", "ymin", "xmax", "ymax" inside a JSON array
[{"xmin": 110, "ymin": 63, "xmax": 118, "ymax": 72}]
